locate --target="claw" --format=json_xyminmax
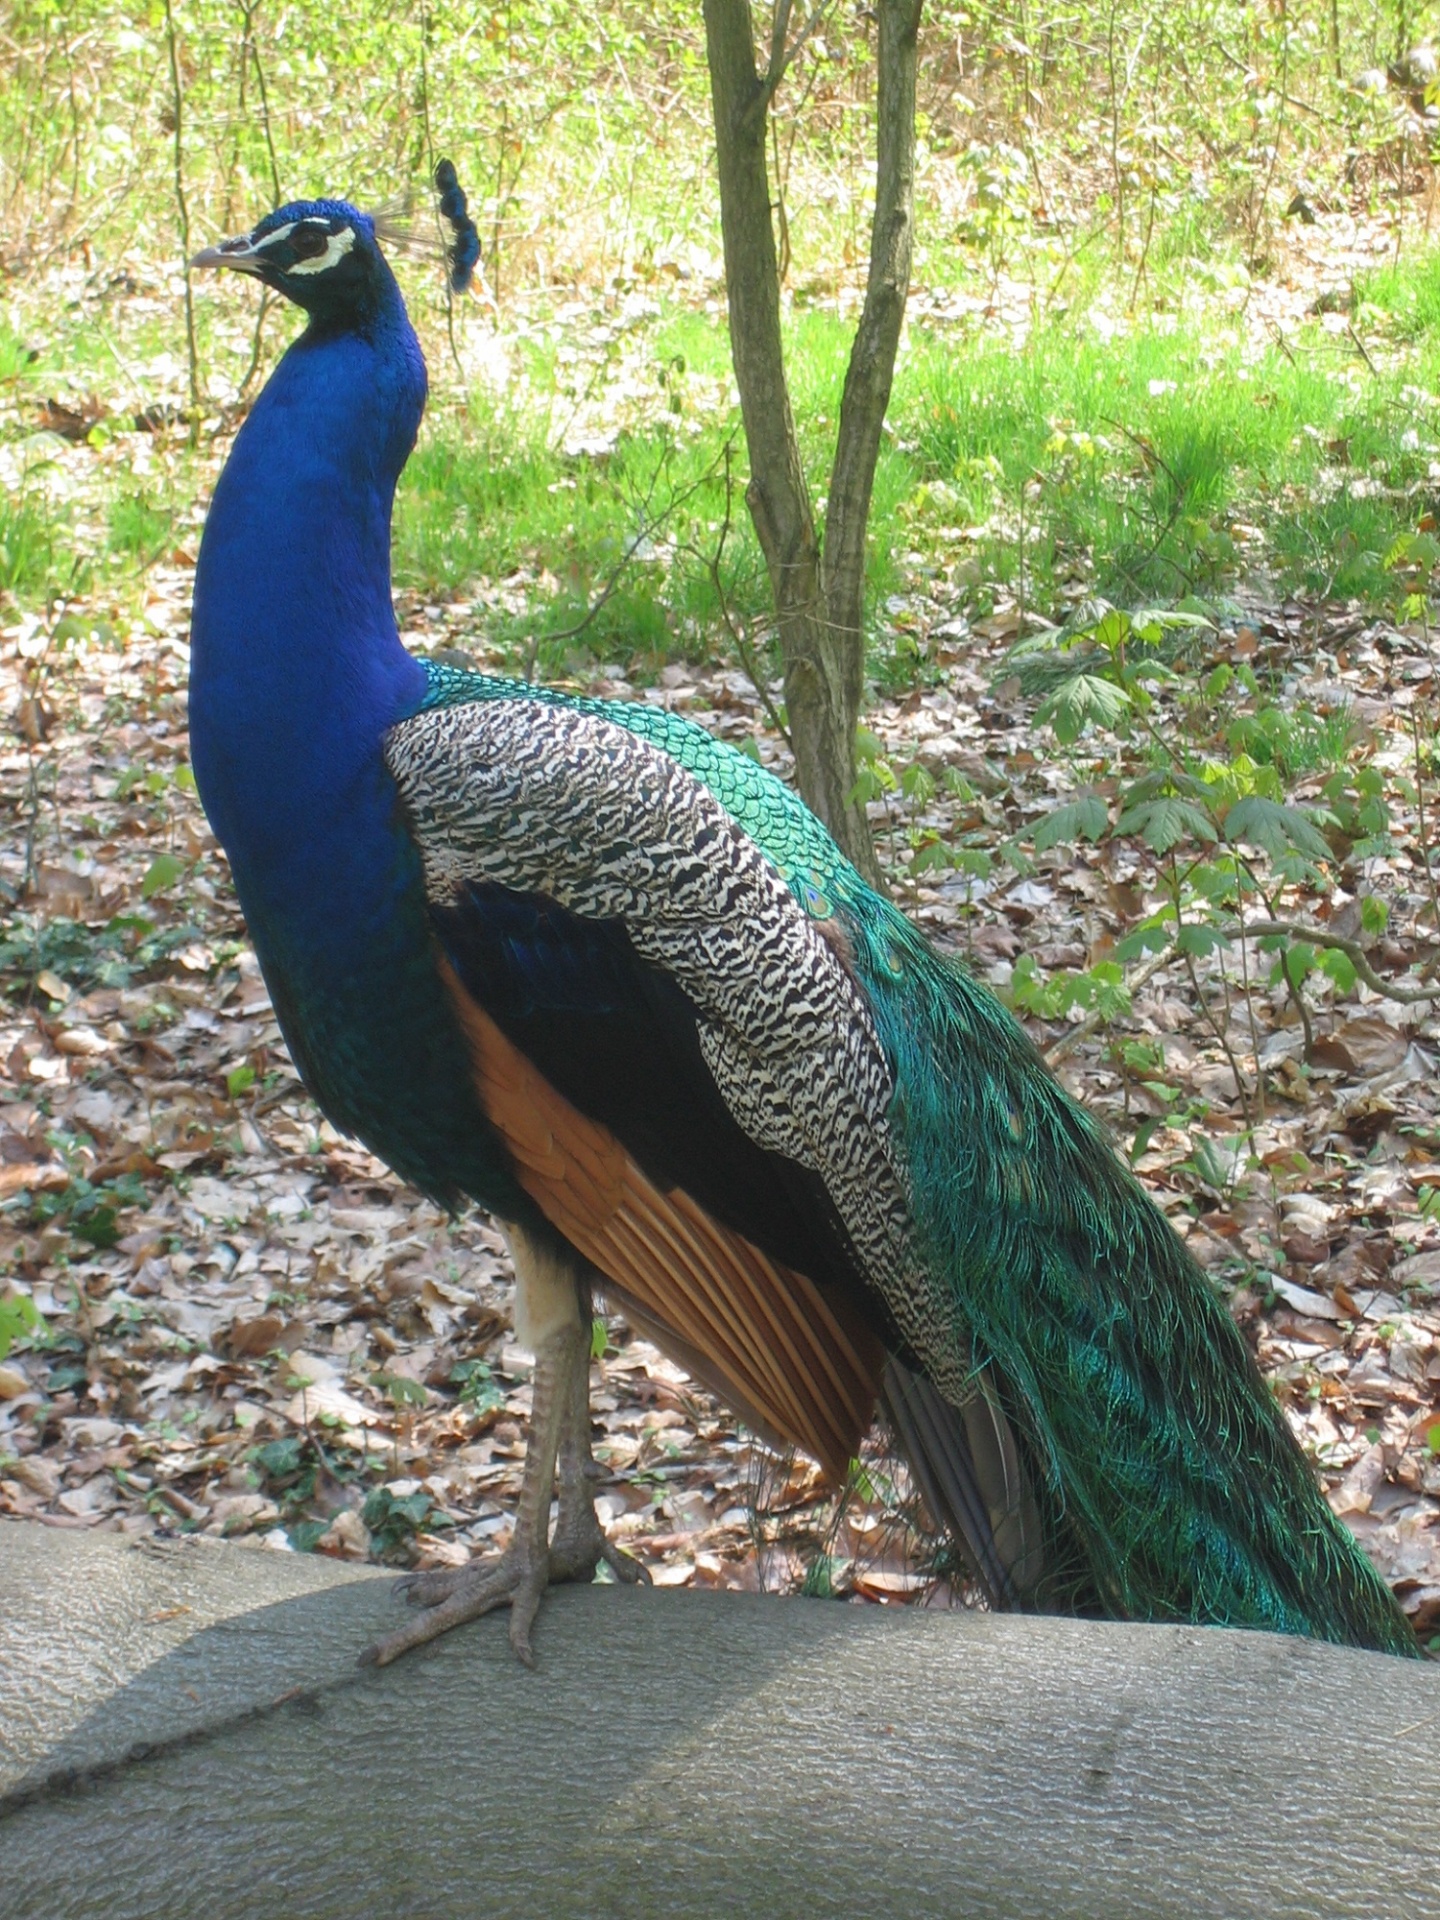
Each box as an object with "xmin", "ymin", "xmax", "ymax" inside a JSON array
[{"xmin": 361, "ymin": 1543, "xmax": 551, "ymax": 1668}]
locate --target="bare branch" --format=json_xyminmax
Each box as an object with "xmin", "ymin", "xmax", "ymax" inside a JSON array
[
  {"xmin": 746, "ymin": 0, "xmax": 836, "ymax": 130},
  {"xmin": 1230, "ymin": 919, "xmax": 1440, "ymax": 1005},
  {"xmin": 766, "ymin": 0, "xmax": 795, "ymax": 89}
]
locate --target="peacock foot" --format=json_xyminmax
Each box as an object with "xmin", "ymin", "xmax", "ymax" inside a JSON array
[
  {"xmin": 549, "ymin": 1498, "xmax": 651, "ymax": 1588},
  {"xmin": 361, "ymin": 1536, "xmax": 553, "ymax": 1669},
  {"xmin": 359, "ymin": 1240, "xmax": 648, "ymax": 1669},
  {"xmin": 361, "ymin": 1498, "xmax": 649, "ymax": 1669}
]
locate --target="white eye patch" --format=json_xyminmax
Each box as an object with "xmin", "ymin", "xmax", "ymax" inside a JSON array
[{"xmin": 288, "ymin": 224, "xmax": 357, "ymax": 276}]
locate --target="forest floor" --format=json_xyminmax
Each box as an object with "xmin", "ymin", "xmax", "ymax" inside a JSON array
[{"xmin": 2, "ymin": 204, "xmax": 1440, "ymax": 1644}]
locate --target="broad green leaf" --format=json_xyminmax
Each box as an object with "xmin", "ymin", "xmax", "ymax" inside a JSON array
[
  {"xmin": 0, "ymin": 1291, "xmax": 40, "ymax": 1363},
  {"xmin": 911, "ymin": 838, "xmax": 955, "ymax": 876},
  {"xmin": 1205, "ymin": 664, "xmax": 1233, "ymax": 698},
  {"xmin": 849, "ymin": 762, "xmax": 896, "ymax": 805},
  {"xmin": 1268, "ymin": 940, "xmax": 1316, "ymax": 990},
  {"xmin": 1033, "ymin": 794, "xmax": 1110, "ymax": 851},
  {"xmin": 1132, "ymin": 606, "xmax": 1215, "ymax": 631},
  {"xmin": 1114, "ymin": 796, "xmax": 1218, "ymax": 852},
  {"xmin": 1037, "ymin": 671, "xmax": 1131, "ymax": 743},
  {"xmin": 141, "ymin": 853, "xmax": 184, "ymax": 899},
  {"xmin": 1224, "ymin": 795, "xmax": 1330, "ymax": 863},
  {"xmin": 900, "ymin": 761, "xmax": 936, "ymax": 804},
  {"xmin": 1116, "ymin": 918, "xmax": 1174, "ymax": 960},
  {"xmin": 1175, "ymin": 922, "xmax": 1232, "ymax": 956},
  {"xmin": 1093, "ymin": 607, "xmax": 1130, "ymax": 651},
  {"xmin": 1318, "ymin": 948, "xmax": 1358, "ymax": 993}
]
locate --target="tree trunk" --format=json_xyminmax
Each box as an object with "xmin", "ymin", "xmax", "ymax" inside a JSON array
[
  {"xmin": 705, "ymin": 0, "xmax": 922, "ymax": 888},
  {"xmin": 5, "ymin": 1522, "xmax": 1440, "ymax": 1920}
]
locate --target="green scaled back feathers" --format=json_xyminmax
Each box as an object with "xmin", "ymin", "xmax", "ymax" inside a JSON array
[{"xmin": 420, "ymin": 660, "xmax": 1418, "ymax": 1655}]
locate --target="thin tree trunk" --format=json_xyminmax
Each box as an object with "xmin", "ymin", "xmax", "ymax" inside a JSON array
[
  {"xmin": 705, "ymin": 0, "xmax": 921, "ymax": 887},
  {"xmin": 822, "ymin": 0, "xmax": 921, "ymax": 821}
]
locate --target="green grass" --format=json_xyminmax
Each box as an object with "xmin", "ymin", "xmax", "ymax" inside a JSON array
[
  {"xmin": 0, "ymin": 485, "xmax": 74, "ymax": 600},
  {"xmin": 1358, "ymin": 251, "xmax": 1440, "ymax": 342},
  {"xmin": 390, "ymin": 279, "xmax": 1440, "ymax": 678},
  {"xmin": 10, "ymin": 241, "xmax": 1440, "ymax": 670},
  {"xmin": 895, "ymin": 306, "xmax": 1440, "ymax": 611},
  {"xmin": 107, "ymin": 489, "xmax": 175, "ymax": 565}
]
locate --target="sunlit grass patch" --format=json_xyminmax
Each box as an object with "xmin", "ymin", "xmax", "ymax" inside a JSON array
[
  {"xmin": 897, "ymin": 308, "xmax": 1440, "ymax": 615},
  {"xmin": 0, "ymin": 486, "xmax": 74, "ymax": 601}
]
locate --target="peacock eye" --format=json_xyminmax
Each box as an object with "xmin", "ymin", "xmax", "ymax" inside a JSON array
[{"xmin": 290, "ymin": 226, "xmax": 329, "ymax": 261}]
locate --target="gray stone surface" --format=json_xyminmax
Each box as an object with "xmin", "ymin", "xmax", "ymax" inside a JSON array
[{"xmin": 1, "ymin": 1518, "xmax": 1437, "ymax": 1919}]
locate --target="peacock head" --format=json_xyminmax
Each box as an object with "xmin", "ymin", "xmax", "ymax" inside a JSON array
[
  {"xmin": 192, "ymin": 198, "xmax": 389, "ymax": 328},
  {"xmin": 191, "ymin": 165, "xmax": 477, "ymax": 328}
]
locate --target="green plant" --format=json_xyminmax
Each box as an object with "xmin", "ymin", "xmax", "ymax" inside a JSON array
[
  {"xmin": 0, "ymin": 1290, "xmax": 41, "ymax": 1361},
  {"xmin": 996, "ymin": 597, "xmax": 1398, "ymax": 1117},
  {"xmin": 19, "ymin": 1167, "xmax": 148, "ymax": 1251},
  {"xmin": 450, "ymin": 1358, "xmax": 505, "ymax": 1416},
  {"xmin": 361, "ymin": 1485, "xmax": 440, "ymax": 1557}
]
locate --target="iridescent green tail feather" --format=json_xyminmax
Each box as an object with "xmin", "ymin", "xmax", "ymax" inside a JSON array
[{"xmin": 845, "ymin": 889, "xmax": 1417, "ymax": 1655}]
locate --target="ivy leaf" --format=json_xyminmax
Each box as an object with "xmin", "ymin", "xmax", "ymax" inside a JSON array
[
  {"xmin": 1033, "ymin": 794, "xmax": 1110, "ymax": 851},
  {"xmin": 1223, "ymin": 795, "xmax": 1330, "ymax": 863}
]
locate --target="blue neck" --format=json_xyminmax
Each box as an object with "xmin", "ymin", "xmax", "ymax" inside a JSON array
[
  {"xmin": 185, "ymin": 258, "xmax": 531, "ymax": 1219},
  {"xmin": 189, "ymin": 274, "xmax": 428, "ymax": 886}
]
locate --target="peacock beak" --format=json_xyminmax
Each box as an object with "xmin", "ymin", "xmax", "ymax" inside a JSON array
[{"xmin": 190, "ymin": 233, "xmax": 268, "ymax": 275}]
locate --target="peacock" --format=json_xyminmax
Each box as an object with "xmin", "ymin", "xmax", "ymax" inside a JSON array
[{"xmin": 187, "ymin": 164, "xmax": 1418, "ymax": 1667}]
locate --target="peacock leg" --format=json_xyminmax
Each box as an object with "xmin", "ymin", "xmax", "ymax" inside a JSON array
[
  {"xmin": 548, "ymin": 1319, "xmax": 650, "ymax": 1589},
  {"xmin": 361, "ymin": 1223, "xmax": 586, "ymax": 1668}
]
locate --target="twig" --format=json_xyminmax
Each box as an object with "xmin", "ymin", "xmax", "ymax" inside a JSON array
[
  {"xmin": 417, "ymin": 4, "xmax": 464, "ymax": 378},
  {"xmin": 246, "ymin": 0, "xmax": 281, "ymax": 204},
  {"xmin": 706, "ymin": 441, "xmax": 792, "ymax": 746},
  {"xmin": 1285, "ymin": 966, "xmax": 1315, "ymax": 1062},
  {"xmin": 1346, "ymin": 322, "xmax": 1378, "ymax": 375},
  {"xmin": 744, "ymin": 0, "xmax": 837, "ymax": 131},
  {"xmin": 1410, "ymin": 700, "xmax": 1440, "ymax": 931},
  {"xmin": 1230, "ymin": 918, "xmax": 1440, "ymax": 1003},
  {"xmin": 1240, "ymin": 0, "xmax": 1288, "ymax": 289},
  {"xmin": 1184, "ymin": 947, "xmax": 1255, "ymax": 1130},
  {"xmin": 161, "ymin": 0, "xmax": 199, "ymax": 431},
  {"xmin": 521, "ymin": 449, "xmax": 732, "ymax": 681},
  {"xmin": 236, "ymin": 288, "xmax": 273, "ymax": 402},
  {"xmin": 1235, "ymin": 911, "xmax": 1266, "ymax": 1118},
  {"xmin": 1265, "ymin": 317, "xmax": 1298, "ymax": 367}
]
